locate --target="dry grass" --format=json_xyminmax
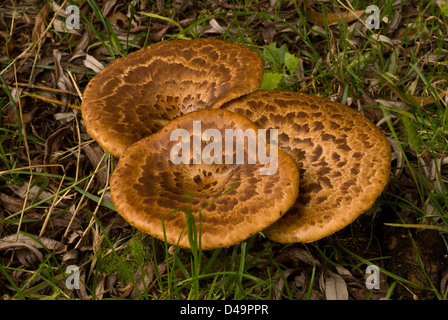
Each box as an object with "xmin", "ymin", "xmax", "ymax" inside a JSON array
[{"xmin": 0, "ymin": 0, "xmax": 447, "ymax": 300}]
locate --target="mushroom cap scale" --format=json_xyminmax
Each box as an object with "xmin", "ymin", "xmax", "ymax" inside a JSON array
[
  {"xmin": 223, "ymin": 90, "xmax": 391, "ymax": 243},
  {"xmin": 81, "ymin": 39, "xmax": 264, "ymax": 158},
  {"xmin": 110, "ymin": 109, "xmax": 300, "ymax": 250}
]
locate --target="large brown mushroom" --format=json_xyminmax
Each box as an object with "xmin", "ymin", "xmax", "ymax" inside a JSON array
[
  {"xmin": 223, "ymin": 90, "xmax": 391, "ymax": 243},
  {"xmin": 81, "ymin": 39, "xmax": 264, "ymax": 157},
  {"xmin": 110, "ymin": 109, "xmax": 300, "ymax": 250}
]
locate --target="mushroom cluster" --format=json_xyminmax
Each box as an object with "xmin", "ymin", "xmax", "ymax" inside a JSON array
[{"xmin": 81, "ymin": 39, "xmax": 391, "ymax": 249}]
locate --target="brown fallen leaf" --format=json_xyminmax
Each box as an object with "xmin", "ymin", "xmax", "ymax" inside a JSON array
[
  {"xmin": 273, "ymin": 268, "xmax": 294, "ymax": 300},
  {"xmin": 322, "ymin": 271, "xmax": 349, "ymax": 300},
  {"xmin": 0, "ymin": 233, "xmax": 66, "ymax": 251},
  {"xmin": 83, "ymin": 145, "xmax": 107, "ymax": 187},
  {"xmin": 7, "ymin": 180, "xmax": 67, "ymax": 208},
  {"xmin": 74, "ymin": 30, "xmax": 92, "ymax": 53},
  {"xmin": 308, "ymin": 8, "xmax": 365, "ymax": 26},
  {"xmin": 108, "ymin": 11, "xmax": 129, "ymax": 29},
  {"xmin": 0, "ymin": 233, "xmax": 66, "ymax": 266}
]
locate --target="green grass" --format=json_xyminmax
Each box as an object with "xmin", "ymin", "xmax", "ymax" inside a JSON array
[{"xmin": 0, "ymin": 0, "xmax": 447, "ymax": 300}]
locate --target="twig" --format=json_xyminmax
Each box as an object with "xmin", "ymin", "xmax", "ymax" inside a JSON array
[
  {"xmin": 0, "ymin": 0, "xmax": 68, "ymax": 76},
  {"xmin": 7, "ymin": 81, "xmax": 79, "ymax": 96}
]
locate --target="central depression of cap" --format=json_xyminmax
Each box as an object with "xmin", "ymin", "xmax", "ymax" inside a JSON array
[
  {"xmin": 110, "ymin": 109, "xmax": 300, "ymax": 249},
  {"xmin": 81, "ymin": 39, "xmax": 264, "ymax": 157}
]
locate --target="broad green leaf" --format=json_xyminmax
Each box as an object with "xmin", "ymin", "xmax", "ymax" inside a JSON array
[{"xmin": 263, "ymin": 42, "xmax": 287, "ymax": 72}]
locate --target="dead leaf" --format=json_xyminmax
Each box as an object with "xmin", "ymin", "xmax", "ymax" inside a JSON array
[
  {"xmin": 386, "ymin": 82, "xmax": 445, "ymax": 107},
  {"xmin": 0, "ymin": 206, "xmax": 4, "ymax": 235},
  {"xmin": 262, "ymin": 24, "xmax": 277, "ymax": 44},
  {"xmin": 53, "ymin": 19, "xmax": 82, "ymax": 36},
  {"xmin": 371, "ymin": 34, "xmax": 400, "ymax": 46},
  {"xmin": 83, "ymin": 145, "xmax": 107, "ymax": 187},
  {"xmin": 7, "ymin": 180, "xmax": 67, "ymax": 208},
  {"xmin": 53, "ymin": 112, "xmax": 76, "ymax": 124},
  {"xmin": 204, "ymin": 18, "xmax": 227, "ymax": 34},
  {"xmin": 83, "ymin": 54, "xmax": 105, "ymax": 73},
  {"xmin": 150, "ymin": 24, "xmax": 171, "ymax": 42},
  {"xmin": 62, "ymin": 249, "xmax": 79, "ymax": 263},
  {"xmin": 273, "ymin": 268, "xmax": 294, "ymax": 300},
  {"xmin": 335, "ymin": 265, "xmax": 353, "ymax": 277},
  {"xmin": 74, "ymin": 31, "xmax": 92, "ymax": 53},
  {"xmin": 95, "ymin": 272, "xmax": 107, "ymax": 299},
  {"xmin": 3, "ymin": 105, "xmax": 39, "ymax": 125},
  {"xmin": 53, "ymin": 49, "xmax": 73, "ymax": 98},
  {"xmin": 322, "ymin": 271, "xmax": 349, "ymax": 300},
  {"xmin": 440, "ymin": 269, "xmax": 448, "ymax": 299},
  {"xmin": 388, "ymin": 10, "xmax": 402, "ymax": 33}
]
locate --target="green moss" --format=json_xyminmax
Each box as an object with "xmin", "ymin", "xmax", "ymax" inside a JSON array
[{"xmin": 441, "ymin": 2, "xmax": 448, "ymax": 17}]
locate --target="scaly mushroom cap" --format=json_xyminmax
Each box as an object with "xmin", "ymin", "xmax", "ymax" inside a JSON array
[
  {"xmin": 81, "ymin": 39, "xmax": 264, "ymax": 157},
  {"xmin": 223, "ymin": 90, "xmax": 391, "ymax": 243},
  {"xmin": 110, "ymin": 109, "xmax": 299, "ymax": 249}
]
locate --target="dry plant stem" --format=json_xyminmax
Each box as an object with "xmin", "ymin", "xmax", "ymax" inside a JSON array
[
  {"xmin": 63, "ymin": 152, "xmax": 107, "ymax": 239},
  {"xmin": 13, "ymin": 65, "xmax": 33, "ymax": 241},
  {"xmin": 28, "ymin": 40, "xmax": 43, "ymax": 87},
  {"xmin": 26, "ymin": 93, "xmax": 81, "ymax": 110}
]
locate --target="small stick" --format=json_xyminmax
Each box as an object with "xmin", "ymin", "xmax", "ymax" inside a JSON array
[{"xmin": 7, "ymin": 81, "xmax": 79, "ymax": 96}]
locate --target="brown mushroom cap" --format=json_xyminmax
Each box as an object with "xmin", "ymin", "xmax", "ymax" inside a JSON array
[
  {"xmin": 81, "ymin": 39, "xmax": 264, "ymax": 157},
  {"xmin": 223, "ymin": 90, "xmax": 391, "ymax": 243},
  {"xmin": 110, "ymin": 109, "xmax": 300, "ymax": 249}
]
